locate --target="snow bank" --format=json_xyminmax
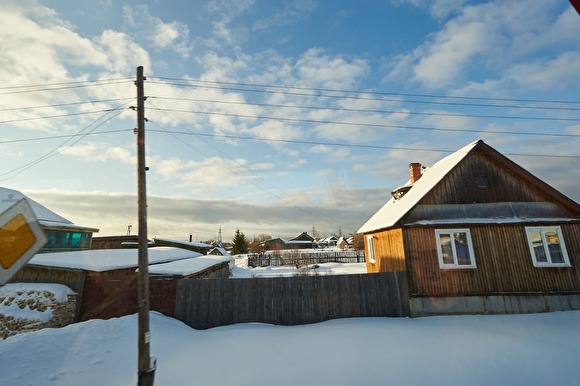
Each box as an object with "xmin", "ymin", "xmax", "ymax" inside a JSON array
[{"xmin": 1, "ymin": 311, "xmax": 580, "ymax": 385}]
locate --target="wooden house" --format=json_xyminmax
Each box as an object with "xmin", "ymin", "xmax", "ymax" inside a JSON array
[{"xmin": 358, "ymin": 140, "xmax": 580, "ymax": 316}]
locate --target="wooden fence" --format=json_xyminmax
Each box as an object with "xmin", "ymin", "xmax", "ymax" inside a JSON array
[
  {"xmin": 247, "ymin": 250, "xmax": 365, "ymax": 267},
  {"xmin": 174, "ymin": 272, "xmax": 409, "ymax": 330}
]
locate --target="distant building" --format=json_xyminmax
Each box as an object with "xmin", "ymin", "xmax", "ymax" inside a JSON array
[
  {"xmin": 262, "ymin": 231, "xmax": 316, "ymax": 250},
  {"xmin": 1, "ymin": 187, "xmax": 99, "ymax": 252}
]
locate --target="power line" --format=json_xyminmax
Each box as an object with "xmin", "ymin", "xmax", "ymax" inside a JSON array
[
  {"xmin": 0, "ymin": 97, "xmax": 134, "ymax": 113},
  {"xmin": 0, "ymin": 107, "xmax": 128, "ymax": 124},
  {"xmin": 149, "ymin": 95, "xmax": 580, "ymax": 123},
  {"xmin": 146, "ymin": 105, "xmax": 340, "ymax": 223},
  {"xmin": 0, "ymin": 129, "xmax": 131, "ymax": 145},
  {"xmin": 148, "ymin": 77, "xmax": 580, "ymax": 111},
  {"xmin": 0, "ymin": 102, "xmax": 133, "ymax": 181},
  {"xmin": 147, "ymin": 106, "xmax": 580, "ymax": 139},
  {"xmin": 147, "ymin": 128, "xmax": 580, "ymax": 160},
  {"xmin": 0, "ymin": 78, "xmax": 133, "ymax": 95}
]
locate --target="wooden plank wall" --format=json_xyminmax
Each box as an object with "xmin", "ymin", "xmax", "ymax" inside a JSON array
[
  {"xmin": 404, "ymin": 223, "xmax": 580, "ymax": 297},
  {"xmin": 365, "ymin": 228, "xmax": 406, "ymax": 273},
  {"xmin": 174, "ymin": 272, "xmax": 409, "ymax": 330},
  {"xmin": 420, "ymin": 153, "xmax": 558, "ymax": 206},
  {"xmin": 11, "ymin": 266, "xmax": 86, "ymax": 294}
]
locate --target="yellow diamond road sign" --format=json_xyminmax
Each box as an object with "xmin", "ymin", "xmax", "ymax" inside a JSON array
[{"xmin": 0, "ymin": 199, "xmax": 47, "ymax": 285}]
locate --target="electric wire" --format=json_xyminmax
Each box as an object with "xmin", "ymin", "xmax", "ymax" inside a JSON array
[
  {"xmin": 148, "ymin": 78, "xmax": 580, "ymax": 112},
  {"xmin": 0, "ymin": 78, "xmax": 133, "ymax": 95},
  {"xmin": 149, "ymin": 95, "xmax": 580, "ymax": 123},
  {"xmin": 146, "ymin": 128, "xmax": 580, "ymax": 160},
  {"xmin": 146, "ymin": 106, "xmax": 580, "ymax": 139},
  {"xmin": 0, "ymin": 101, "xmax": 134, "ymax": 182},
  {"xmin": 150, "ymin": 76, "xmax": 580, "ymax": 107},
  {"xmin": 147, "ymin": 103, "xmax": 339, "ymax": 223},
  {"xmin": 0, "ymin": 107, "xmax": 128, "ymax": 124},
  {"xmin": 0, "ymin": 97, "xmax": 135, "ymax": 113}
]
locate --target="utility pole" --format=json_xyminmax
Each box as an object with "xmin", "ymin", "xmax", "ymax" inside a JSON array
[{"xmin": 136, "ymin": 66, "xmax": 155, "ymax": 385}]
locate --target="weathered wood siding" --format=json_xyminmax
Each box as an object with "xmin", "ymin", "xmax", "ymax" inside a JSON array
[
  {"xmin": 404, "ymin": 223, "xmax": 580, "ymax": 297},
  {"xmin": 175, "ymin": 272, "xmax": 409, "ymax": 330},
  {"xmin": 365, "ymin": 228, "xmax": 406, "ymax": 273},
  {"xmin": 418, "ymin": 151, "xmax": 572, "ymax": 208}
]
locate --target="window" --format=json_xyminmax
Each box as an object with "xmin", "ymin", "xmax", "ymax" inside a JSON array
[
  {"xmin": 41, "ymin": 229, "xmax": 92, "ymax": 252},
  {"xmin": 435, "ymin": 229, "xmax": 476, "ymax": 269},
  {"xmin": 525, "ymin": 226, "xmax": 571, "ymax": 267},
  {"xmin": 366, "ymin": 235, "xmax": 376, "ymax": 263}
]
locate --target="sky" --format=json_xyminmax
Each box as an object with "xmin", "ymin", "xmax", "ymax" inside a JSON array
[
  {"xmin": 2, "ymin": 287, "xmax": 580, "ymax": 385},
  {"xmin": 1, "ymin": 0, "xmax": 579, "ymax": 242}
]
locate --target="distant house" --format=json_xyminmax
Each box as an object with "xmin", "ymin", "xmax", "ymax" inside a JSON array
[
  {"xmin": 358, "ymin": 140, "xmax": 580, "ymax": 316},
  {"xmin": 262, "ymin": 232, "xmax": 316, "ymax": 251},
  {"xmin": 0, "ymin": 187, "xmax": 99, "ymax": 252},
  {"xmin": 319, "ymin": 236, "xmax": 338, "ymax": 247}
]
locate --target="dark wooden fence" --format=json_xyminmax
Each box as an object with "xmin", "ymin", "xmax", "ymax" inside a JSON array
[
  {"xmin": 174, "ymin": 272, "xmax": 409, "ymax": 330},
  {"xmin": 247, "ymin": 250, "xmax": 365, "ymax": 267}
]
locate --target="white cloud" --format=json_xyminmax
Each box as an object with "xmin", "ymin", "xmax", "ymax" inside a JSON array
[
  {"xmin": 123, "ymin": 5, "xmax": 192, "ymax": 58},
  {"xmin": 391, "ymin": 0, "xmax": 467, "ymax": 19},
  {"xmin": 385, "ymin": 0, "xmax": 578, "ymax": 91},
  {"xmin": 295, "ymin": 48, "xmax": 369, "ymax": 89},
  {"xmin": 253, "ymin": 0, "xmax": 317, "ymax": 31}
]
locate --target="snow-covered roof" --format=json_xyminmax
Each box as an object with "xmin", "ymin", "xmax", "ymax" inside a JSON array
[
  {"xmin": 357, "ymin": 140, "xmax": 480, "ymax": 234},
  {"xmin": 148, "ymin": 255, "xmax": 231, "ymax": 276},
  {"xmin": 27, "ymin": 247, "xmax": 202, "ymax": 272},
  {"xmin": 0, "ymin": 187, "xmax": 99, "ymax": 232},
  {"xmin": 153, "ymin": 237, "xmax": 212, "ymax": 249}
]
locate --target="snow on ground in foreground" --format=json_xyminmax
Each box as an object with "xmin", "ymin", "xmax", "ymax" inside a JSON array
[{"xmin": 1, "ymin": 311, "xmax": 580, "ymax": 386}]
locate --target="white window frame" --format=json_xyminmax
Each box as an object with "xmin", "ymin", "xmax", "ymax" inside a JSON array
[
  {"xmin": 366, "ymin": 235, "xmax": 376, "ymax": 264},
  {"xmin": 525, "ymin": 226, "xmax": 571, "ymax": 268},
  {"xmin": 435, "ymin": 228, "xmax": 476, "ymax": 269}
]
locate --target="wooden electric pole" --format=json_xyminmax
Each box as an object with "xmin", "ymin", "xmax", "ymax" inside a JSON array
[{"xmin": 136, "ymin": 65, "xmax": 155, "ymax": 385}]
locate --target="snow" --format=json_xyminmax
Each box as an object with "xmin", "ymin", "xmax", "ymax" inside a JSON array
[
  {"xmin": 153, "ymin": 237, "xmax": 212, "ymax": 249},
  {"xmin": 149, "ymin": 255, "xmax": 231, "ymax": 276},
  {"xmin": 0, "ymin": 283, "xmax": 75, "ymax": 324},
  {"xmin": 1, "ymin": 309, "xmax": 580, "ymax": 385},
  {"xmin": 28, "ymin": 247, "xmax": 203, "ymax": 272}
]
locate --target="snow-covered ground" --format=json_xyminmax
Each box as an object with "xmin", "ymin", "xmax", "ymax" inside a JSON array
[{"xmin": 2, "ymin": 310, "xmax": 580, "ymax": 385}]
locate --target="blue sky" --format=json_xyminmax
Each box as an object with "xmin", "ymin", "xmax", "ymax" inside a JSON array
[{"xmin": 1, "ymin": 0, "xmax": 579, "ymax": 241}]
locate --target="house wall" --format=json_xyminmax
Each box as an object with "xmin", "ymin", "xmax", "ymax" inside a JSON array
[
  {"xmin": 419, "ymin": 153, "xmax": 563, "ymax": 206},
  {"xmin": 403, "ymin": 222, "xmax": 580, "ymax": 298},
  {"xmin": 365, "ymin": 228, "xmax": 406, "ymax": 273}
]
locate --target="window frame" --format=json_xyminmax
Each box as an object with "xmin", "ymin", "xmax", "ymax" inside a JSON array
[
  {"xmin": 525, "ymin": 226, "xmax": 571, "ymax": 268},
  {"xmin": 366, "ymin": 235, "xmax": 376, "ymax": 264},
  {"xmin": 434, "ymin": 228, "xmax": 477, "ymax": 269}
]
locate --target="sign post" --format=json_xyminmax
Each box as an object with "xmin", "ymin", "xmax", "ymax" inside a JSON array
[{"xmin": 0, "ymin": 199, "xmax": 47, "ymax": 285}]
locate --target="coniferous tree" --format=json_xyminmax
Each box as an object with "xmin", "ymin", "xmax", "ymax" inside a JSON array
[{"xmin": 231, "ymin": 228, "xmax": 249, "ymax": 255}]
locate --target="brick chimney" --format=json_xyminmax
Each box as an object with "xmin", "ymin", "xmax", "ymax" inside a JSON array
[{"xmin": 409, "ymin": 163, "xmax": 422, "ymax": 184}]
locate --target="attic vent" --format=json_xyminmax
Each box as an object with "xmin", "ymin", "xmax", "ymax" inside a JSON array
[{"xmin": 391, "ymin": 185, "xmax": 412, "ymax": 200}]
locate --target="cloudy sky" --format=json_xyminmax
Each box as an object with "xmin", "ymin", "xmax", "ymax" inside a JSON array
[{"xmin": 1, "ymin": 0, "xmax": 579, "ymax": 242}]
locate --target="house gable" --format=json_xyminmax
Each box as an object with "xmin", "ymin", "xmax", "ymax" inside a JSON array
[
  {"xmin": 358, "ymin": 140, "xmax": 580, "ymax": 234},
  {"xmin": 402, "ymin": 141, "xmax": 580, "ymax": 225}
]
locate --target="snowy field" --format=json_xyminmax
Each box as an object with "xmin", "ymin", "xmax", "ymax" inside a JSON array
[{"xmin": 2, "ymin": 310, "xmax": 580, "ymax": 386}]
